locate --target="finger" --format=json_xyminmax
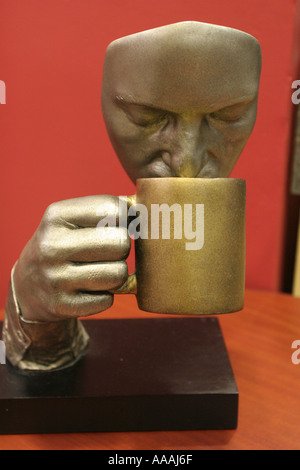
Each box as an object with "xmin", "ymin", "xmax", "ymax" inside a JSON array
[
  {"xmin": 54, "ymin": 291, "xmax": 114, "ymax": 319},
  {"xmin": 44, "ymin": 195, "xmax": 129, "ymax": 229},
  {"xmin": 52, "ymin": 261, "xmax": 128, "ymax": 292},
  {"xmin": 41, "ymin": 227, "xmax": 131, "ymax": 262}
]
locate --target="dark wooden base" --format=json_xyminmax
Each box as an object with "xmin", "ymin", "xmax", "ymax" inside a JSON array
[{"xmin": 0, "ymin": 317, "xmax": 238, "ymax": 434}]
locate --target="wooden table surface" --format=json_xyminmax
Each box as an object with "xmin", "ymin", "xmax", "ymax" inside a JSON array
[{"xmin": 0, "ymin": 289, "xmax": 300, "ymax": 450}]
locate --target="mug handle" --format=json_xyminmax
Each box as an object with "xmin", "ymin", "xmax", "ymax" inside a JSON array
[{"xmin": 110, "ymin": 195, "xmax": 137, "ymax": 295}]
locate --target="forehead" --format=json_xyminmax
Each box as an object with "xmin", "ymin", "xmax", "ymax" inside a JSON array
[{"xmin": 102, "ymin": 22, "xmax": 261, "ymax": 113}]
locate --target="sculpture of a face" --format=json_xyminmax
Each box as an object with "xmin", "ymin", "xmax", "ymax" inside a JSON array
[{"xmin": 101, "ymin": 21, "xmax": 261, "ymax": 183}]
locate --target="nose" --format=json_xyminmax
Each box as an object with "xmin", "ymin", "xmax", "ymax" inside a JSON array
[{"xmin": 161, "ymin": 118, "xmax": 204, "ymax": 177}]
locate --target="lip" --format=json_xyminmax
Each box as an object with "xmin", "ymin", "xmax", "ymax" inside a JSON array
[
  {"xmin": 146, "ymin": 160, "xmax": 217, "ymax": 179},
  {"xmin": 146, "ymin": 158, "xmax": 174, "ymax": 177},
  {"xmin": 143, "ymin": 148, "xmax": 223, "ymax": 179}
]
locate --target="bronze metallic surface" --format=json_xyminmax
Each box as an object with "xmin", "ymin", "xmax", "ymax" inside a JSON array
[
  {"xmin": 2, "ymin": 21, "xmax": 261, "ymax": 370},
  {"xmin": 102, "ymin": 21, "xmax": 261, "ymax": 182}
]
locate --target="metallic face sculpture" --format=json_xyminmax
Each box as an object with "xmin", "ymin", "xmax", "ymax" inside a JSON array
[
  {"xmin": 101, "ymin": 21, "xmax": 261, "ymax": 182},
  {"xmin": 3, "ymin": 21, "xmax": 262, "ymax": 374}
]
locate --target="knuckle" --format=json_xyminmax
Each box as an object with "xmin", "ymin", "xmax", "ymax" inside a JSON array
[
  {"xmin": 96, "ymin": 294, "xmax": 114, "ymax": 312},
  {"xmin": 37, "ymin": 237, "xmax": 53, "ymax": 262},
  {"xmin": 58, "ymin": 293, "xmax": 114, "ymax": 319},
  {"xmin": 50, "ymin": 292, "xmax": 74, "ymax": 319},
  {"xmin": 37, "ymin": 234, "xmax": 59, "ymax": 262},
  {"xmin": 43, "ymin": 267, "xmax": 63, "ymax": 292},
  {"xmin": 117, "ymin": 196, "xmax": 129, "ymax": 224},
  {"xmin": 36, "ymin": 225, "xmax": 67, "ymax": 263},
  {"xmin": 118, "ymin": 229, "xmax": 131, "ymax": 257},
  {"xmin": 42, "ymin": 203, "xmax": 60, "ymax": 225},
  {"xmin": 115, "ymin": 260, "xmax": 128, "ymax": 282},
  {"xmin": 96, "ymin": 196, "xmax": 119, "ymax": 219},
  {"xmin": 96, "ymin": 196, "xmax": 128, "ymax": 227}
]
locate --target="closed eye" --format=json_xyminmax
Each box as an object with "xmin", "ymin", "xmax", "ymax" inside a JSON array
[
  {"xmin": 210, "ymin": 111, "xmax": 242, "ymax": 122},
  {"xmin": 115, "ymin": 96, "xmax": 169, "ymax": 127},
  {"xmin": 208, "ymin": 99, "xmax": 255, "ymax": 123}
]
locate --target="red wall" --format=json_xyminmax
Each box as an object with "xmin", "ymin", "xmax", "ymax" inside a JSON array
[{"xmin": 0, "ymin": 0, "xmax": 299, "ymax": 307}]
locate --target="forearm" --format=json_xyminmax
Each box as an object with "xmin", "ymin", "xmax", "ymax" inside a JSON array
[{"xmin": 2, "ymin": 265, "xmax": 89, "ymax": 372}]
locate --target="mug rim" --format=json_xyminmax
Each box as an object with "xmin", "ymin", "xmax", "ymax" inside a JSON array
[{"xmin": 136, "ymin": 177, "xmax": 245, "ymax": 183}]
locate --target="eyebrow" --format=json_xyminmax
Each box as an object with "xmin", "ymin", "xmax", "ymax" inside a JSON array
[
  {"xmin": 115, "ymin": 94, "xmax": 256, "ymax": 114},
  {"xmin": 115, "ymin": 95, "xmax": 164, "ymax": 111}
]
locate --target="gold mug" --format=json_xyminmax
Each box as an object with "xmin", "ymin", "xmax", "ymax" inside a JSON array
[{"xmin": 115, "ymin": 177, "xmax": 246, "ymax": 315}]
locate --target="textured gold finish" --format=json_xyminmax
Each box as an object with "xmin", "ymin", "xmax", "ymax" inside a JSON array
[
  {"xmin": 111, "ymin": 272, "xmax": 137, "ymax": 295},
  {"xmin": 114, "ymin": 177, "xmax": 246, "ymax": 315}
]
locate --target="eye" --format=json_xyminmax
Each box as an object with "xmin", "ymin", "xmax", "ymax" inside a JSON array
[
  {"xmin": 208, "ymin": 100, "xmax": 254, "ymax": 124},
  {"xmin": 209, "ymin": 110, "xmax": 243, "ymax": 123},
  {"xmin": 128, "ymin": 109, "xmax": 169, "ymax": 127},
  {"xmin": 115, "ymin": 97, "xmax": 169, "ymax": 128}
]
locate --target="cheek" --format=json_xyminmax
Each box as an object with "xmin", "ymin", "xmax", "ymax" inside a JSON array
[
  {"xmin": 206, "ymin": 123, "xmax": 254, "ymax": 175},
  {"xmin": 216, "ymin": 138, "xmax": 248, "ymax": 172},
  {"xmin": 212, "ymin": 119, "xmax": 255, "ymax": 152},
  {"xmin": 111, "ymin": 133, "xmax": 154, "ymax": 173},
  {"xmin": 103, "ymin": 104, "xmax": 143, "ymax": 149},
  {"xmin": 109, "ymin": 125, "xmax": 161, "ymax": 164}
]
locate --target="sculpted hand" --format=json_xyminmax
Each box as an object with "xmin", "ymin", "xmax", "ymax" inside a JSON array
[{"xmin": 13, "ymin": 196, "xmax": 130, "ymax": 322}]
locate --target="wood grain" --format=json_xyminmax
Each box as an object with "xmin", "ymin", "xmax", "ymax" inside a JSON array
[{"xmin": 1, "ymin": 289, "xmax": 300, "ymax": 450}]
